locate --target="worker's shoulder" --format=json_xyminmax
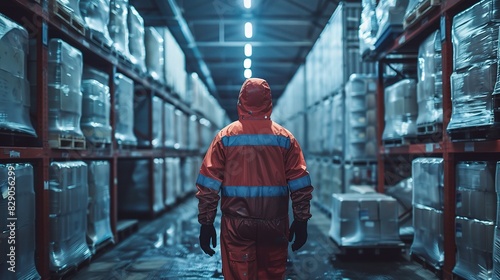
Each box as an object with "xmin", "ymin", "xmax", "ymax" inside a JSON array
[{"xmin": 271, "ymin": 121, "xmax": 295, "ymax": 139}]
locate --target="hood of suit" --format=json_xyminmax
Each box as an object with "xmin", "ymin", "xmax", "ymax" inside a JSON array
[{"xmin": 237, "ymin": 78, "xmax": 272, "ymax": 120}]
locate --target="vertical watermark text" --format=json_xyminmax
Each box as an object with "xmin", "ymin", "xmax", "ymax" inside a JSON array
[{"xmin": 6, "ymin": 165, "xmax": 16, "ymax": 273}]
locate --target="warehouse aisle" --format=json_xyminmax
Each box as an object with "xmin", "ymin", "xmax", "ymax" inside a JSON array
[{"xmin": 71, "ymin": 197, "xmax": 439, "ymax": 280}]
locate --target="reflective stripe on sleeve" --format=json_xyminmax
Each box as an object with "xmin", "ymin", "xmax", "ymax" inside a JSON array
[
  {"xmin": 288, "ymin": 175, "xmax": 311, "ymax": 192},
  {"xmin": 196, "ymin": 174, "xmax": 222, "ymax": 191},
  {"xmin": 221, "ymin": 186, "xmax": 288, "ymax": 197}
]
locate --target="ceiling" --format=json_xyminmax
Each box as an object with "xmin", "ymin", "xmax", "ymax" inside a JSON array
[{"xmin": 130, "ymin": 0, "xmax": 341, "ymax": 120}]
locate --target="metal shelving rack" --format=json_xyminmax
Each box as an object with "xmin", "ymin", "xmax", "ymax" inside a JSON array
[
  {"xmin": 0, "ymin": 1, "xmax": 215, "ymax": 278},
  {"xmin": 371, "ymin": 0, "xmax": 488, "ymax": 278}
]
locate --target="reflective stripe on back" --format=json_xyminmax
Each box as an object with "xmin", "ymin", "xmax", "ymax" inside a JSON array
[{"xmin": 222, "ymin": 186, "xmax": 288, "ymax": 197}]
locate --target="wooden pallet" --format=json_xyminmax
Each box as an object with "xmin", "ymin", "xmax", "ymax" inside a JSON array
[
  {"xmin": 51, "ymin": 0, "xmax": 86, "ymax": 36},
  {"xmin": 87, "ymin": 30, "xmax": 113, "ymax": 54},
  {"xmin": 382, "ymin": 137, "xmax": 416, "ymax": 147},
  {"xmin": 417, "ymin": 122, "xmax": 442, "ymax": 135},
  {"xmin": 50, "ymin": 255, "xmax": 92, "ymax": 280},
  {"xmin": 411, "ymin": 253, "xmax": 443, "ymax": 278},
  {"xmin": 49, "ymin": 134, "xmax": 86, "ymax": 150},
  {"xmin": 404, "ymin": 0, "xmax": 441, "ymax": 29},
  {"xmin": 448, "ymin": 125, "xmax": 500, "ymax": 142}
]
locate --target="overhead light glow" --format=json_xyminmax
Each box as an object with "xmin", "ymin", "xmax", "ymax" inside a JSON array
[
  {"xmin": 244, "ymin": 43, "xmax": 252, "ymax": 57},
  {"xmin": 244, "ymin": 0, "xmax": 251, "ymax": 9},
  {"xmin": 244, "ymin": 58, "xmax": 252, "ymax": 69},
  {"xmin": 191, "ymin": 72, "xmax": 198, "ymax": 79},
  {"xmin": 244, "ymin": 69, "xmax": 252, "ymax": 79},
  {"xmin": 245, "ymin": 22, "xmax": 253, "ymax": 38}
]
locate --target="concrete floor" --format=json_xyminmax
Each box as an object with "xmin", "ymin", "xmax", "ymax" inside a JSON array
[{"xmin": 70, "ymin": 197, "xmax": 440, "ymax": 280}]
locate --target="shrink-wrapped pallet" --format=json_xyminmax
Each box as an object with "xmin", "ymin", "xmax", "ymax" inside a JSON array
[
  {"xmin": 417, "ymin": 30, "xmax": 443, "ymax": 126},
  {"xmin": 80, "ymin": 0, "xmax": 112, "ymax": 46},
  {"xmin": 81, "ymin": 68, "xmax": 111, "ymax": 144},
  {"xmin": 127, "ymin": 6, "xmax": 146, "ymax": 73},
  {"xmin": 145, "ymin": 27, "xmax": 164, "ymax": 82},
  {"xmin": 411, "ymin": 204, "xmax": 444, "ymax": 269},
  {"xmin": 382, "ymin": 79, "xmax": 418, "ymax": 141},
  {"xmin": 329, "ymin": 193, "xmax": 400, "ymax": 246},
  {"xmin": 188, "ymin": 115, "xmax": 199, "ymax": 151},
  {"xmin": 163, "ymin": 103, "xmax": 176, "ymax": 148},
  {"xmin": 49, "ymin": 161, "xmax": 91, "ymax": 274},
  {"xmin": 359, "ymin": 0, "xmax": 378, "ymax": 55},
  {"xmin": 164, "ymin": 157, "xmax": 177, "ymax": 207},
  {"xmin": 153, "ymin": 158, "xmax": 165, "ymax": 213},
  {"xmin": 162, "ymin": 27, "xmax": 187, "ymax": 97},
  {"xmin": 174, "ymin": 110, "xmax": 188, "ymax": 150},
  {"xmin": 114, "ymin": 73, "xmax": 137, "ymax": 146},
  {"xmin": 199, "ymin": 118, "xmax": 213, "ymax": 152},
  {"xmin": 108, "ymin": 0, "xmax": 130, "ymax": 58},
  {"xmin": 412, "ymin": 158, "xmax": 444, "ymax": 210},
  {"xmin": 374, "ymin": 0, "xmax": 409, "ymax": 42},
  {"xmin": 454, "ymin": 217, "xmax": 494, "ymax": 280},
  {"xmin": 85, "ymin": 161, "xmax": 114, "ymax": 254},
  {"xmin": 0, "ymin": 164, "xmax": 40, "ymax": 280},
  {"xmin": 332, "ymin": 94, "xmax": 344, "ymax": 154},
  {"xmin": 134, "ymin": 95, "xmax": 163, "ymax": 148},
  {"xmin": 405, "ymin": 0, "xmax": 423, "ymax": 16},
  {"xmin": 56, "ymin": 0, "xmax": 83, "ymax": 22},
  {"xmin": 0, "ymin": 14, "xmax": 36, "ymax": 136},
  {"xmin": 493, "ymin": 161, "xmax": 500, "ymax": 278},
  {"xmin": 48, "ymin": 39, "xmax": 84, "ymax": 138},
  {"xmin": 448, "ymin": 61, "xmax": 497, "ymax": 130},
  {"xmin": 171, "ymin": 157, "xmax": 182, "ymax": 202}
]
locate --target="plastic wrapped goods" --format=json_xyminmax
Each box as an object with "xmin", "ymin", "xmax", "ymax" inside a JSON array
[
  {"xmin": 382, "ymin": 79, "xmax": 418, "ymax": 140},
  {"xmin": 412, "ymin": 158, "xmax": 444, "ymax": 210},
  {"xmin": 164, "ymin": 157, "xmax": 177, "ymax": 207},
  {"xmin": 56, "ymin": 0, "xmax": 83, "ymax": 22},
  {"xmin": 48, "ymin": 39, "xmax": 84, "ymax": 138},
  {"xmin": 417, "ymin": 30, "xmax": 443, "ymax": 126},
  {"xmin": 86, "ymin": 161, "xmax": 114, "ymax": 254},
  {"xmin": 453, "ymin": 217, "xmax": 494, "ymax": 280},
  {"xmin": 163, "ymin": 103, "xmax": 176, "ymax": 148},
  {"xmin": 0, "ymin": 14, "xmax": 36, "ymax": 136},
  {"xmin": 375, "ymin": 0, "xmax": 409, "ymax": 41},
  {"xmin": 145, "ymin": 27, "xmax": 164, "ymax": 82},
  {"xmin": 108, "ymin": 0, "xmax": 130, "ymax": 58},
  {"xmin": 329, "ymin": 193, "xmax": 400, "ymax": 246},
  {"xmin": 153, "ymin": 158, "xmax": 165, "ymax": 213},
  {"xmin": 188, "ymin": 115, "xmax": 199, "ymax": 151},
  {"xmin": 127, "ymin": 6, "xmax": 146, "ymax": 73},
  {"xmin": 81, "ymin": 68, "xmax": 112, "ymax": 144},
  {"xmin": 448, "ymin": 61, "xmax": 497, "ymax": 130},
  {"xmin": 49, "ymin": 161, "xmax": 91, "ymax": 274},
  {"xmin": 162, "ymin": 27, "xmax": 186, "ymax": 97},
  {"xmin": 175, "ymin": 110, "xmax": 188, "ymax": 150},
  {"xmin": 114, "ymin": 73, "xmax": 137, "ymax": 146},
  {"xmin": 0, "ymin": 164, "xmax": 40, "ymax": 280},
  {"xmin": 134, "ymin": 95, "xmax": 163, "ymax": 148},
  {"xmin": 405, "ymin": 0, "xmax": 423, "ymax": 16},
  {"xmin": 359, "ymin": 3, "xmax": 378, "ymax": 55},
  {"xmin": 453, "ymin": 0, "xmax": 500, "ymax": 41},
  {"xmin": 411, "ymin": 204, "xmax": 444, "ymax": 269},
  {"xmin": 80, "ymin": 0, "xmax": 112, "ymax": 45}
]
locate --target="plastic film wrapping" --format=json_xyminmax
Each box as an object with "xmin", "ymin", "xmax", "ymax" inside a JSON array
[
  {"xmin": 175, "ymin": 110, "xmax": 188, "ymax": 150},
  {"xmin": 405, "ymin": 0, "xmax": 423, "ymax": 16},
  {"xmin": 48, "ymin": 39, "xmax": 84, "ymax": 137},
  {"xmin": 452, "ymin": 22, "xmax": 499, "ymax": 72},
  {"xmin": 108, "ymin": 0, "xmax": 130, "ymax": 58},
  {"xmin": 494, "ymin": 226, "xmax": 500, "ymax": 279},
  {"xmin": 456, "ymin": 162, "xmax": 497, "ymax": 222},
  {"xmin": 80, "ymin": 0, "xmax": 112, "ymax": 46},
  {"xmin": 153, "ymin": 158, "xmax": 165, "ymax": 213},
  {"xmin": 81, "ymin": 79, "xmax": 111, "ymax": 144},
  {"xmin": 359, "ymin": 3, "xmax": 378, "ymax": 55},
  {"xmin": 49, "ymin": 161, "xmax": 91, "ymax": 274},
  {"xmin": 171, "ymin": 157, "xmax": 182, "ymax": 201},
  {"xmin": 453, "ymin": 217, "xmax": 494, "ymax": 280},
  {"xmin": 145, "ymin": 27, "xmax": 164, "ymax": 82},
  {"xmin": 164, "ymin": 157, "xmax": 177, "ymax": 206},
  {"xmin": 411, "ymin": 204, "xmax": 444, "ymax": 269},
  {"xmin": 56, "ymin": 0, "xmax": 83, "ymax": 22},
  {"xmin": 332, "ymin": 94, "xmax": 344, "ymax": 154},
  {"xmin": 0, "ymin": 14, "xmax": 36, "ymax": 136},
  {"xmin": 134, "ymin": 95, "xmax": 163, "ymax": 148},
  {"xmin": 329, "ymin": 193, "xmax": 400, "ymax": 246},
  {"xmin": 382, "ymin": 79, "xmax": 418, "ymax": 140},
  {"xmin": 199, "ymin": 118, "xmax": 213, "ymax": 152},
  {"xmin": 188, "ymin": 115, "xmax": 199, "ymax": 151},
  {"xmin": 127, "ymin": 6, "xmax": 146, "ymax": 73},
  {"xmin": 453, "ymin": 0, "xmax": 500, "ymax": 36},
  {"xmin": 0, "ymin": 164, "xmax": 40, "ymax": 280},
  {"xmin": 163, "ymin": 103, "xmax": 176, "ymax": 148},
  {"xmin": 412, "ymin": 158, "xmax": 444, "ymax": 210},
  {"xmin": 375, "ymin": 0, "xmax": 409, "ymax": 41},
  {"xmin": 114, "ymin": 73, "xmax": 137, "ymax": 146},
  {"xmin": 162, "ymin": 27, "xmax": 187, "ymax": 97},
  {"xmin": 417, "ymin": 30, "xmax": 443, "ymax": 126},
  {"xmin": 448, "ymin": 61, "xmax": 497, "ymax": 130},
  {"xmin": 85, "ymin": 161, "xmax": 114, "ymax": 254}
]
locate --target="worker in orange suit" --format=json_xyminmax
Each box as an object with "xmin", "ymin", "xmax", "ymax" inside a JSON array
[{"xmin": 196, "ymin": 77, "xmax": 313, "ymax": 279}]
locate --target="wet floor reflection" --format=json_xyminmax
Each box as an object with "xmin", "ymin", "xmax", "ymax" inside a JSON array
[{"xmin": 71, "ymin": 197, "xmax": 439, "ymax": 280}]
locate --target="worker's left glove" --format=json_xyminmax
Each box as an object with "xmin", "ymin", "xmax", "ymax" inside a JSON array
[
  {"xmin": 199, "ymin": 224, "xmax": 217, "ymax": 256},
  {"xmin": 288, "ymin": 220, "xmax": 308, "ymax": 251}
]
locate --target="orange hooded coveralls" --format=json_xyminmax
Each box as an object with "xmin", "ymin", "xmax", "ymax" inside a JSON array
[{"xmin": 196, "ymin": 78, "xmax": 313, "ymax": 279}]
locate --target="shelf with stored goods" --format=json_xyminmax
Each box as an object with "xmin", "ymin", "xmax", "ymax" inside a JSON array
[
  {"xmin": 0, "ymin": 0, "xmax": 226, "ymax": 279},
  {"xmin": 369, "ymin": 0, "xmax": 500, "ymax": 279}
]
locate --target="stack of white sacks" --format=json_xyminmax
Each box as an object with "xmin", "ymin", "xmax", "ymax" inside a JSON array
[
  {"xmin": 0, "ymin": 14, "xmax": 36, "ymax": 136},
  {"xmin": 448, "ymin": 0, "xmax": 500, "ymax": 132},
  {"xmin": 454, "ymin": 162, "xmax": 496, "ymax": 279},
  {"xmin": 410, "ymin": 158, "xmax": 444, "ymax": 270},
  {"xmin": 344, "ymin": 74, "xmax": 377, "ymax": 160},
  {"xmin": 0, "ymin": 164, "xmax": 40, "ymax": 280},
  {"xmin": 416, "ymin": 30, "xmax": 442, "ymax": 133}
]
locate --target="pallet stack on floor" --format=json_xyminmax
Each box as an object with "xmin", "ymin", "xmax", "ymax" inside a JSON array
[{"xmin": 0, "ymin": 0, "xmax": 228, "ymax": 278}]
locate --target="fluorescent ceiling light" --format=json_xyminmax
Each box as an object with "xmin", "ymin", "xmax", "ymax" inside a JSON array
[
  {"xmin": 244, "ymin": 58, "xmax": 252, "ymax": 69},
  {"xmin": 244, "ymin": 43, "xmax": 252, "ymax": 57},
  {"xmin": 244, "ymin": 0, "xmax": 251, "ymax": 9},
  {"xmin": 244, "ymin": 69, "xmax": 252, "ymax": 78},
  {"xmin": 245, "ymin": 22, "xmax": 253, "ymax": 38}
]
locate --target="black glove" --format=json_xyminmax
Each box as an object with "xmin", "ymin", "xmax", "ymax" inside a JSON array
[
  {"xmin": 288, "ymin": 220, "xmax": 308, "ymax": 251},
  {"xmin": 199, "ymin": 224, "xmax": 217, "ymax": 256}
]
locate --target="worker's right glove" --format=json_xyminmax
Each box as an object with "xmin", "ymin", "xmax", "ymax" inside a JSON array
[
  {"xmin": 199, "ymin": 224, "xmax": 217, "ymax": 256},
  {"xmin": 288, "ymin": 220, "xmax": 308, "ymax": 251}
]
